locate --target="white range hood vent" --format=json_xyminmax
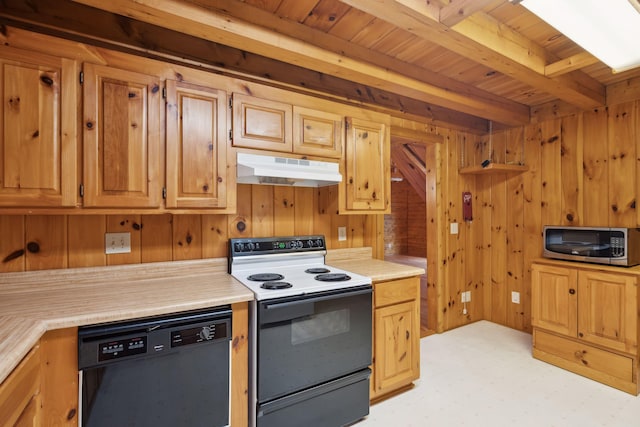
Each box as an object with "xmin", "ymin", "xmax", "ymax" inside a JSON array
[{"xmin": 237, "ymin": 152, "xmax": 342, "ymax": 187}]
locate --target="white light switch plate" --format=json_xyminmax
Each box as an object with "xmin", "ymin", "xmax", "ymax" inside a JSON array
[
  {"xmin": 105, "ymin": 232, "xmax": 131, "ymax": 254},
  {"xmin": 511, "ymin": 291, "xmax": 520, "ymax": 304},
  {"xmin": 450, "ymin": 222, "xmax": 459, "ymax": 234},
  {"xmin": 338, "ymin": 226, "xmax": 347, "ymax": 241}
]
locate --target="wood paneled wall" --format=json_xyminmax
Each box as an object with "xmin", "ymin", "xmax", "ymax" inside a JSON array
[
  {"xmin": 449, "ymin": 99, "xmax": 640, "ymax": 333},
  {"xmin": 0, "ymin": 185, "xmax": 381, "ymax": 273},
  {"xmin": 384, "ymin": 179, "xmax": 426, "ymax": 257}
]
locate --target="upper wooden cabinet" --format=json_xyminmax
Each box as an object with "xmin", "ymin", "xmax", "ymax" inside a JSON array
[
  {"xmin": 341, "ymin": 116, "xmax": 390, "ymax": 214},
  {"xmin": 0, "ymin": 47, "xmax": 77, "ymax": 207},
  {"xmin": 232, "ymin": 93, "xmax": 344, "ymax": 158},
  {"xmin": 293, "ymin": 106, "xmax": 343, "ymax": 158},
  {"xmin": 166, "ymin": 80, "xmax": 231, "ymax": 209},
  {"xmin": 232, "ymin": 92, "xmax": 292, "ymax": 152},
  {"xmin": 82, "ymin": 63, "xmax": 162, "ymax": 208}
]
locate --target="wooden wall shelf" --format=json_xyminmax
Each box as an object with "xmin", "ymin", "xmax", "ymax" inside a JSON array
[{"xmin": 459, "ymin": 163, "xmax": 528, "ymax": 175}]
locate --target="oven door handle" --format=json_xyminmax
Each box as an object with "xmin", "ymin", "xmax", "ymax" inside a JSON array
[{"xmin": 259, "ymin": 286, "xmax": 372, "ymax": 325}]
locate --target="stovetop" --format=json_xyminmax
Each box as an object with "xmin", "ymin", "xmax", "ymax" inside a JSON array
[{"xmin": 228, "ymin": 236, "xmax": 372, "ymax": 300}]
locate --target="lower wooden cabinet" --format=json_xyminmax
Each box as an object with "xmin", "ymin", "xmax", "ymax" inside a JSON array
[
  {"xmin": 0, "ymin": 345, "xmax": 41, "ymax": 426},
  {"xmin": 371, "ymin": 276, "xmax": 420, "ymax": 401},
  {"xmin": 0, "ymin": 304, "xmax": 250, "ymax": 427},
  {"xmin": 531, "ymin": 259, "xmax": 640, "ymax": 394}
]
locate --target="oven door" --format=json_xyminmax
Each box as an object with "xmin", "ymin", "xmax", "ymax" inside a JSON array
[{"xmin": 257, "ymin": 285, "xmax": 372, "ymax": 402}]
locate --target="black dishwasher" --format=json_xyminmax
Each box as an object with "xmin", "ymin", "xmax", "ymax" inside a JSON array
[{"xmin": 78, "ymin": 306, "xmax": 232, "ymax": 427}]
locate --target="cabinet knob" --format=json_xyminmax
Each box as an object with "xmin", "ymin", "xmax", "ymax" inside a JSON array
[
  {"xmin": 578, "ymin": 332, "xmax": 584, "ymax": 338},
  {"xmin": 569, "ymin": 288, "xmax": 575, "ymax": 295}
]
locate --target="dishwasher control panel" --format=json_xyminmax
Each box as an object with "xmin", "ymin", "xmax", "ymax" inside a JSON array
[
  {"xmin": 98, "ymin": 336, "xmax": 147, "ymax": 362},
  {"xmin": 171, "ymin": 322, "xmax": 229, "ymax": 347},
  {"xmin": 78, "ymin": 306, "xmax": 232, "ymax": 369}
]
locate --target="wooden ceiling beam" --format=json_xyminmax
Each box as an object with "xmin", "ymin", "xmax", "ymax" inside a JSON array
[
  {"xmin": 391, "ymin": 143, "xmax": 427, "ymax": 202},
  {"xmin": 0, "ymin": 0, "xmax": 489, "ymax": 132},
  {"xmin": 340, "ymin": 0, "xmax": 606, "ymax": 109},
  {"xmin": 439, "ymin": 0, "xmax": 500, "ymax": 27},
  {"xmin": 545, "ymin": 52, "xmax": 600, "ymax": 78},
  {"xmin": 69, "ymin": 0, "xmax": 530, "ymax": 126},
  {"xmin": 190, "ymin": 0, "xmax": 524, "ymax": 128}
]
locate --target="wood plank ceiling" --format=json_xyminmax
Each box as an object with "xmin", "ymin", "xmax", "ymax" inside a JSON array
[{"xmin": 1, "ymin": 0, "xmax": 639, "ymax": 133}]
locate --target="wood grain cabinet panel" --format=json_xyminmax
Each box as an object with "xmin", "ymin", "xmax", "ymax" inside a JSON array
[
  {"xmin": 341, "ymin": 116, "xmax": 390, "ymax": 214},
  {"xmin": 232, "ymin": 92, "xmax": 292, "ymax": 152},
  {"xmin": 293, "ymin": 106, "xmax": 343, "ymax": 158},
  {"xmin": 0, "ymin": 46, "xmax": 77, "ymax": 207},
  {"xmin": 371, "ymin": 276, "xmax": 420, "ymax": 401},
  {"xmin": 531, "ymin": 264, "xmax": 577, "ymax": 336},
  {"xmin": 166, "ymin": 80, "xmax": 231, "ymax": 209},
  {"xmin": 0, "ymin": 345, "xmax": 40, "ymax": 426},
  {"xmin": 82, "ymin": 63, "xmax": 162, "ymax": 208},
  {"xmin": 531, "ymin": 260, "xmax": 640, "ymax": 394},
  {"xmin": 577, "ymin": 270, "xmax": 637, "ymax": 353}
]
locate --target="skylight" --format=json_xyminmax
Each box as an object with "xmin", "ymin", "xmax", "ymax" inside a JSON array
[{"xmin": 519, "ymin": 0, "xmax": 640, "ymax": 73}]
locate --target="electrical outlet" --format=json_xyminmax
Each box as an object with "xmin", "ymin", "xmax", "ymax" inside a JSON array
[
  {"xmin": 511, "ymin": 291, "xmax": 520, "ymax": 304},
  {"xmin": 460, "ymin": 291, "xmax": 471, "ymax": 303},
  {"xmin": 105, "ymin": 232, "xmax": 131, "ymax": 254},
  {"xmin": 338, "ymin": 226, "xmax": 347, "ymax": 241}
]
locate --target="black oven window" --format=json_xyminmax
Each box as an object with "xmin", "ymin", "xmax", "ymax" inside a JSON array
[{"xmin": 291, "ymin": 308, "xmax": 350, "ymax": 345}]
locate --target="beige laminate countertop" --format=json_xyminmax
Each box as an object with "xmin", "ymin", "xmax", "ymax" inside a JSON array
[
  {"xmin": 326, "ymin": 248, "xmax": 425, "ymax": 282},
  {"xmin": 0, "ymin": 258, "xmax": 253, "ymax": 384},
  {"xmin": 0, "ymin": 250, "xmax": 423, "ymax": 385}
]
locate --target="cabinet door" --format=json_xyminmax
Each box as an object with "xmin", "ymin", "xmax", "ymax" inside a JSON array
[
  {"xmin": 293, "ymin": 106, "xmax": 343, "ymax": 158},
  {"xmin": 83, "ymin": 63, "xmax": 161, "ymax": 207},
  {"xmin": 0, "ymin": 47, "xmax": 77, "ymax": 207},
  {"xmin": 531, "ymin": 264, "xmax": 577, "ymax": 336},
  {"xmin": 166, "ymin": 80, "xmax": 230, "ymax": 209},
  {"xmin": 342, "ymin": 117, "xmax": 390, "ymax": 213},
  {"xmin": 232, "ymin": 93, "xmax": 292, "ymax": 152},
  {"xmin": 373, "ymin": 300, "xmax": 419, "ymax": 395},
  {"xmin": 577, "ymin": 270, "xmax": 637, "ymax": 353},
  {"xmin": 0, "ymin": 345, "xmax": 40, "ymax": 426}
]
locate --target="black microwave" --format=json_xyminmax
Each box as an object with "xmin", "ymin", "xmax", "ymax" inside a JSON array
[{"xmin": 543, "ymin": 226, "xmax": 640, "ymax": 267}]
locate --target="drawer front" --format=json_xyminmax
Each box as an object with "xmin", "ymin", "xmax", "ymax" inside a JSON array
[
  {"xmin": 534, "ymin": 329, "xmax": 634, "ymax": 382},
  {"xmin": 374, "ymin": 277, "xmax": 419, "ymax": 307}
]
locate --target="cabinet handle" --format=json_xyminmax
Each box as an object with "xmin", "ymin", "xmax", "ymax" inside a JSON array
[
  {"xmin": 569, "ymin": 289, "xmax": 575, "ymax": 295},
  {"xmin": 406, "ymin": 330, "xmax": 410, "ymax": 340}
]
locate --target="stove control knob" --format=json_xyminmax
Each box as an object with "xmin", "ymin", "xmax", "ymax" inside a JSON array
[
  {"xmin": 234, "ymin": 242, "xmax": 244, "ymax": 252},
  {"xmin": 316, "ymin": 239, "xmax": 324, "ymax": 248},
  {"xmin": 295, "ymin": 240, "xmax": 303, "ymax": 249},
  {"xmin": 248, "ymin": 242, "xmax": 256, "ymax": 251},
  {"xmin": 307, "ymin": 239, "xmax": 314, "ymax": 247},
  {"xmin": 199, "ymin": 326, "xmax": 213, "ymax": 341}
]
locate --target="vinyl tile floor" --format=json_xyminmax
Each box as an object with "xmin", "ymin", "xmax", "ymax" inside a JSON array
[{"xmin": 357, "ymin": 321, "xmax": 640, "ymax": 427}]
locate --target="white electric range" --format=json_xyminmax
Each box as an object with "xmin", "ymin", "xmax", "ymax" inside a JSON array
[
  {"xmin": 228, "ymin": 235, "xmax": 373, "ymax": 427},
  {"xmin": 228, "ymin": 235, "xmax": 371, "ymax": 300}
]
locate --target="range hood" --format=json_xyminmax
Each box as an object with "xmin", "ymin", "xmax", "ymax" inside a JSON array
[{"xmin": 237, "ymin": 153, "xmax": 342, "ymax": 187}]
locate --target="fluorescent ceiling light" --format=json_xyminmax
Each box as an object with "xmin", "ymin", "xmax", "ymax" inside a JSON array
[{"xmin": 520, "ymin": 0, "xmax": 640, "ymax": 73}]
